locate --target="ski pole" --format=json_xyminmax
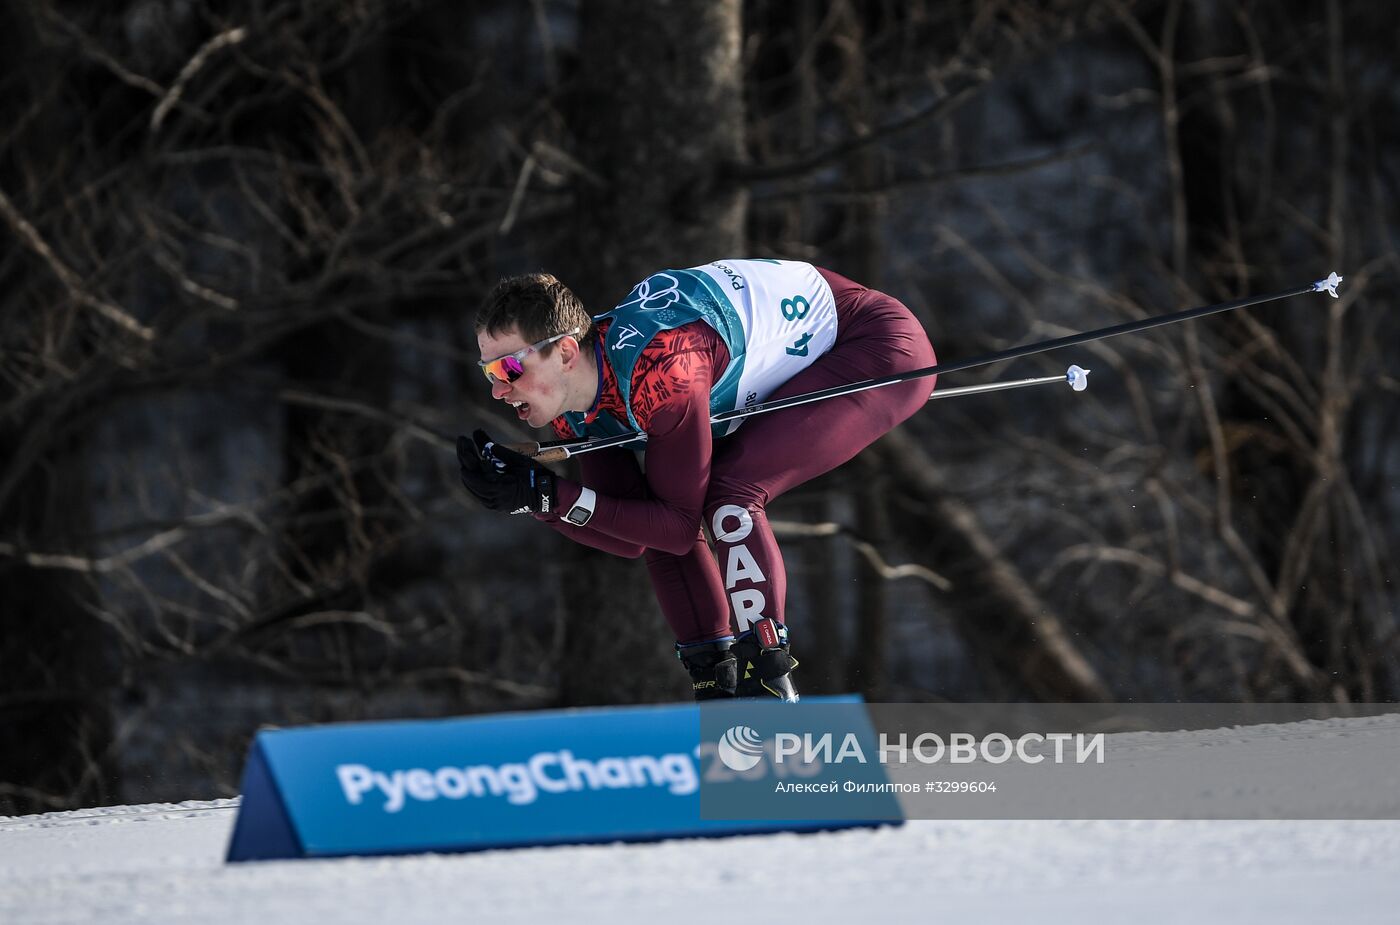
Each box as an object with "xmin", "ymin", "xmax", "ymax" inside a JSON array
[
  {"xmin": 926, "ymin": 364, "xmax": 1091, "ymax": 402},
  {"xmin": 517, "ymin": 364, "xmax": 1092, "ymax": 462},
  {"xmin": 513, "ymin": 272, "xmax": 1341, "ymax": 463}
]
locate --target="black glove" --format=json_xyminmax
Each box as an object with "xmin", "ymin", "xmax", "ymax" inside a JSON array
[{"xmin": 456, "ymin": 429, "xmax": 557, "ymax": 515}]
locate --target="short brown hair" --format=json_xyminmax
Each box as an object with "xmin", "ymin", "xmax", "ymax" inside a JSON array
[{"xmin": 475, "ymin": 273, "xmax": 595, "ymax": 349}]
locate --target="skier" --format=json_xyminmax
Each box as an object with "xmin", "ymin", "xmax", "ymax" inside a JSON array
[{"xmin": 458, "ymin": 259, "xmax": 935, "ymax": 701}]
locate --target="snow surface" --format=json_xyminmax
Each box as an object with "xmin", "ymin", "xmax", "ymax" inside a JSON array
[{"xmin": 5, "ymin": 718, "xmax": 1400, "ymax": 925}]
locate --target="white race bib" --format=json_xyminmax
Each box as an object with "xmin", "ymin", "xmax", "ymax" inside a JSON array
[{"xmin": 692, "ymin": 259, "xmax": 838, "ymax": 434}]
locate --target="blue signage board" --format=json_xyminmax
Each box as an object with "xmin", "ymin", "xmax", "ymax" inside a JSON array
[{"xmin": 226, "ymin": 696, "xmax": 900, "ymax": 862}]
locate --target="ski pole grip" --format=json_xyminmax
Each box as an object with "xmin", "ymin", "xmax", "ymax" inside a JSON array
[
  {"xmin": 505, "ymin": 442, "xmax": 570, "ymax": 463},
  {"xmin": 531, "ymin": 446, "xmax": 571, "ymax": 464}
]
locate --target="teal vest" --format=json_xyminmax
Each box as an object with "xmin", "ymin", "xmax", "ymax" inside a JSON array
[{"xmin": 560, "ymin": 268, "xmax": 749, "ymax": 442}]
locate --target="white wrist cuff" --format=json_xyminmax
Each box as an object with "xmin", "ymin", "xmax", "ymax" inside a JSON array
[{"xmin": 563, "ymin": 486, "xmax": 597, "ymax": 526}]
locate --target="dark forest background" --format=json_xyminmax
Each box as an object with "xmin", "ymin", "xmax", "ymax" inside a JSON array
[{"xmin": 1, "ymin": 0, "xmax": 1396, "ymax": 814}]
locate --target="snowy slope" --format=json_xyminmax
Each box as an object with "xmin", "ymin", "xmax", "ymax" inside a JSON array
[{"xmin": 5, "ymin": 717, "xmax": 1400, "ymax": 925}]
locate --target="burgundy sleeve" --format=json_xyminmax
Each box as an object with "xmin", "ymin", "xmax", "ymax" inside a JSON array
[
  {"xmin": 535, "ymin": 326, "xmax": 718, "ymax": 557},
  {"xmin": 536, "ymin": 449, "xmax": 648, "ymax": 558}
]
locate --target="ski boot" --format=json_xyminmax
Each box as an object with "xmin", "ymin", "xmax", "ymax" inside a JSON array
[
  {"xmin": 732, "ymin": 617, "xmax": 799, "ymax": 702},
  {"xmin": 676, "ymin": 637, "xmax": 739, "ymax": 701}
]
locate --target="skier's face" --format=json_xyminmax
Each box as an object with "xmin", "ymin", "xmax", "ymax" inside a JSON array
[{"xmin": 477, "ymin": 326, "xmax": 579, "ymax": 428}]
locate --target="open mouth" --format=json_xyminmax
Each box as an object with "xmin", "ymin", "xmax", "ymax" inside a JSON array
[{"xmin": 509, "ymin": 400, "xmax": 530, "ymax": 420}]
